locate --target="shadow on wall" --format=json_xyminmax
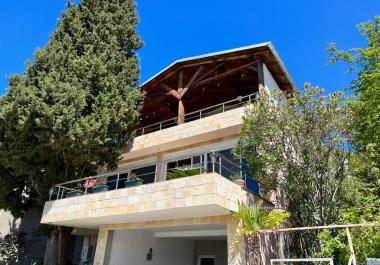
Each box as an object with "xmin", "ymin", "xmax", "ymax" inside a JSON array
[{"xmin": 0, "ymin": 208, "xmax": 47, "ymax": 264}]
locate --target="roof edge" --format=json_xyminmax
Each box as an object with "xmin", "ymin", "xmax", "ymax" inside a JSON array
[{"xmin": 140, "ymin": 42, "xmax": 297, "ymax": 91}]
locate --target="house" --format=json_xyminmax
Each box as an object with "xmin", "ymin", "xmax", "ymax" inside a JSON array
[{"xmin": 40, "ymin": 42, "xmax": 296, "ymax": 265}]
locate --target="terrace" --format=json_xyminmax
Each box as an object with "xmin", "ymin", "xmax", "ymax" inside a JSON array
[{"xmin": 48, "ymin": 151, "xmax": 260, "ymax": 201}]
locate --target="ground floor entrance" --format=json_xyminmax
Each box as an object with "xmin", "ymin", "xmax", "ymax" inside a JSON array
[{"xmin": 107, "ymin": 224, "xmax": 227, "ymax": 265}]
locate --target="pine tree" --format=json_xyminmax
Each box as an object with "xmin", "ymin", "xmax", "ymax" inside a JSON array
[{"xmin": 0, "ymin": 0, "xmax": 143, "ymax": 264}]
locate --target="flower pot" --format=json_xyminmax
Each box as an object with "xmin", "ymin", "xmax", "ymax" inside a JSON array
[
  {"xmin": 92, "ymin": 185, "xmax": 109, "ymax": 193},
  {"xmin": 66, "ymin": 190, "xmax": 83, "ymax": 198},
  {"xmin": 233, "ymin": 178, "xmax": 245, "ymax": 186},
  {"xmin": 124, "ymin": 178, "xmax": 144, "ymax": 188}
]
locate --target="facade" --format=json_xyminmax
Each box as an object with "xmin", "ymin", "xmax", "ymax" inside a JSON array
[{"xmin": 40, "ymin": 42, "xmax": 295, "ymax": 265}]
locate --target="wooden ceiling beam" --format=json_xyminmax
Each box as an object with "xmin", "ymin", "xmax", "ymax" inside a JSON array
[
  {"xmin": 191, "ymin": 62, "xmax": 226, "ymax": 88},
  {"xmin": 195, "ymin": 60, "xmax": 259, "ymax": 87},
  {"xmin": 160, "ymin": 83, "xmax": 181, "ymax": 100},
  {"xmin": 181, "ymin": 65, "xmax": 204, "ymax": 98}
]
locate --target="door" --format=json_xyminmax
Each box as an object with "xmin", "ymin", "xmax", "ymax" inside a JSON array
[{"xmin": 198, "ymin": 255, "xmax": 215, "ymax": 265}]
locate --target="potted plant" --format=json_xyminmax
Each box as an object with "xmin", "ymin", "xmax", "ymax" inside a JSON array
[
  {"xmin": 92, "ymin": 183, "xmax": 109, "ymax": 193},
  {"xmin": 230, "ymin": 174, "xmax": 245, "ymax": 186},
  {"xmin": 124, "ymin": 173, "xmax": 144, "ymax": 187},
  {"xmin": 66, "ymin": 189, "xmax": 83, "ymax": 198},
  {"xmin": 166, "ymin": 167, "xmax": 206, "ymax": 180}
]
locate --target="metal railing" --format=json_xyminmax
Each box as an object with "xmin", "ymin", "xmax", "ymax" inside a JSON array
[
  {"xmin": 135, "ymin": 92, "xmax": 259, "ymax": 136},
  {"xmin": 49, "ymin": 151, "xmax": 260, "ymax": 201}
]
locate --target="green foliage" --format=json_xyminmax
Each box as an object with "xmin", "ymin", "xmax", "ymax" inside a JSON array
[
  {"xmin": 0, "ymin": 0, "xmax": 143, "ymax": 214},
  {"xmin": 327, "ymin": 16, "xmax": 380, "ymax": 197},
  {"xmin": 235, "ymin": 85, "xmax": 353, "ymax": 254},
  {"xmin": 317, "ymin": 16, "xmax": 380, "ymax": 263},
  {"xmin": 233, "ymin": 201, "xmax": 289, "ymax": 235},
  {"xmin": 166, "ymin": 167, "xmax": 206, "ymax": 180},
  {"xmin": 235, "ymin": 85, "xmax": 352, "ymax": 225},
  {"xmin": 0, "ymin": 231, "xmax": 26, "ymax": 265}
]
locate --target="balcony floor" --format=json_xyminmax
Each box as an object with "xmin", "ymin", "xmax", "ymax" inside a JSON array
[{"xmin": 41, "ymin": 173, "xmax": 260, "ymax": 229}]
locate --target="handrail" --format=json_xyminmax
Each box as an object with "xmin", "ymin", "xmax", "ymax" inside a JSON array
[
  {"xmin": 211, "ymin": 151, "xmax": 254, "ymax": 180},
  {"xmin": 135, "ymin": 92, "xmax": 258, "ymax": 136},
  {"xmin": 49, "ymin": 151, "xmax": 260, "ymax": 200}
]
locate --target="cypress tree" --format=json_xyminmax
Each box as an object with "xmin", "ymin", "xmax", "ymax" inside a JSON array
[{"xmin": 0, "ymin": 0, "xmax": 143, "ymax": 263}]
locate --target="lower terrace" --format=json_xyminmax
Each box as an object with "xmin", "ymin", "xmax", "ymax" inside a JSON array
[{"xmin": 49, "ymin": 151, "xmax": 260, "ymax": 201}]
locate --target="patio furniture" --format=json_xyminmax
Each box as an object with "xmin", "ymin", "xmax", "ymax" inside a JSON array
[{"xmin": 124, "ymin": 178, "xmax": 143, "ymax": 187}]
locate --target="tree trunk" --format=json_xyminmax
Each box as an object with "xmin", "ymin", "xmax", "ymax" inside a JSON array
[
  {"xmin": 245, "ymin": 234, "xmax": 262, "ymax": 265},
  {"xmin": 43, "ymin": 226, "xmax": 71, "ymax": 265}
]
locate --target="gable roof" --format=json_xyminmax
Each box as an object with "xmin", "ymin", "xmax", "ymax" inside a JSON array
[{"xmin": 140, "ymin": 42, "xmax": 296, "ymax": 92}]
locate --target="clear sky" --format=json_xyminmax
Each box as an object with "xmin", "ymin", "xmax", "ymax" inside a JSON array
[{"xmin": 0, "ymin": 1, "xmax": 378, "ymax": 96}]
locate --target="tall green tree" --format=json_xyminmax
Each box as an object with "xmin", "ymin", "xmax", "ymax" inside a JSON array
[
  {"xmin": 316, "ymin": 16, "xmax": 380, "ymax": 264},
  {"xmin": 0, "ymin": 0, "xmax": 143, "ymax": 264},
  {"xmin": 234, "ymin": 85, "xmax": 353, "ymax": 255},
  {"xmin": 328, "ymin": 16, "xmax": 380, "ymax": 196}
]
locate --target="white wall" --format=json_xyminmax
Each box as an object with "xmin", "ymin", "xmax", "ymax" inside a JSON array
[
  {"xmin": 263, "ymin": 63, "xmax": 280, "ymax": 93},
  {"xmin": 109, "ymin": 230, "xmax": 194, "ymax": 265}
]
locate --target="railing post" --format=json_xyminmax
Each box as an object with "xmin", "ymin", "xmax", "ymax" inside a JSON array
[
  {"xmin": 49, "ymin": 187, "xmax": 54, "ymax": 201},
  {"xmin": 115, "ymin": 173, "xmax": 120, "ymax": 190},
  {"xmin": 210, "ymin": 151, "xmax": 216, "ymax": 173},
  {"xmin": 222, "ymin": 103, "xmax": 225, "ymax": 112},
  {"xmin": 84, "ymin": 178, "xmax": 88, "ymax": 195},
  {"xmin": 159, "ymin": 122, "xmax": 162, "ymax": 131},
  {"xmin": 56, "ymin": 186, "xmax": 61, "ymax": 200},
  {"xmin": 142, "ymin": 128, "xmax": 145, "ymax": 136}
]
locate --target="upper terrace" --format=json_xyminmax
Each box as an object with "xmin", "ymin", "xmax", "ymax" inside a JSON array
[
  {"xmin": 138, "ymin": 42, "xmax": 294, "ymax": 129},
  {"xmin": 122, "ymin": 42, "xmax": 295, "ymax": 162}
]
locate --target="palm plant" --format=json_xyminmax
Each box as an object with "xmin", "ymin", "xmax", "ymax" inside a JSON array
[{"xmin": 233, "ymin": 201, "xmax": 290, "ymax": 235}]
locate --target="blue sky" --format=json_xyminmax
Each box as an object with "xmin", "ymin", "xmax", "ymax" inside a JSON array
[{"xmin": 0, "ymin": 1, "xmax": 378, "ymax": 96}]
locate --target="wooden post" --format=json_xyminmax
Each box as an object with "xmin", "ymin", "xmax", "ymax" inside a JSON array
[
  {"xmin": 346, "ymin": 228, "xmax": 357, "ymax": 265},
  {"xmin": 257, "ymin": 62, "xmax": 266, "ymax": 97},
  {"xmin": 178, "ymin": 70, "xmax": 185, "ymax": 124},
  {"xmin": 178, "ymin": 100, "xmax": 185, "ymax": 124}
]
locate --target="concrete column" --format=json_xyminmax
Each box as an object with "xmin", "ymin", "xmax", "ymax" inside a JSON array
[
  {"xmin": 155, "ymin": 153, "xmax": 165, "ymax": 182},
  {"xmin": 93, "ymin": 226, "xmax": 114, "ymax": 265},
  {"xmin": 227, "ymin": 216, "xmax": 246, "ymax": 265}
]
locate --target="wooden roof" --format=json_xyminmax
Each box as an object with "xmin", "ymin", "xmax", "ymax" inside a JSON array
[{"xmin": 139, "ymin": 42, "xmax": 296, "ymax": 127}]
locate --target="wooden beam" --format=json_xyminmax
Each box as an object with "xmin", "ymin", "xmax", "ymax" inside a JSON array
[
  {"xmin": 191, "ymin": 62, "xmax": 226, "ymax": 87},
  {"xmin": 258, "ymin": 223, "xmax": 380, "ymax": 233},
  {"xmin": 179, "ymin": 66, "xmax": 205, "ymax": 98},
  {"xmin": 257, "ymin": 62, "xmax": 265, "ymax": 96},
  {"xmin": 160, "ymin": 83, "xmax": 181, "ymax": 100},
  {"xmin": 195, "ymin": 60, "xmax": 259, "ymax": 87},
  {"xmin": 185, "ymin": 65, "xmax": 204, "ymax": 89},
  {"xmin": 346, "ymin": 228, "xmax": 357, "ymax": 265},
  {"xmin": 178, "ymin": 70, "xmax": 183, "ymax": 94}
]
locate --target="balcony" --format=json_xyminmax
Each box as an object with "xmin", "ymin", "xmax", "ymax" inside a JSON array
[
  {"xmin": 121, "ymin": 93, "xmax": 257, "ymax": 162},
  {"xmin": 41, "ymin": 152, "xmax": 262, "ymax": 228}
]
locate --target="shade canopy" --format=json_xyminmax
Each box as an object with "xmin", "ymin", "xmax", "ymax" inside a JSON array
[{"xmin": 139, "ymin": 42, "xmax": 296, "ymax": 127}]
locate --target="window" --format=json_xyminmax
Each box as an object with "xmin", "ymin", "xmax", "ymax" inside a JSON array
[
  {"xmin": 166, "ymin": 155, "xmax": 203, "ymax": 171},
  {"xmin": 131, "ymin": 165, "xmax": 156, "ymax": 184}
]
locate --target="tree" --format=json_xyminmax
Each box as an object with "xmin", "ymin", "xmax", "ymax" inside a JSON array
[
  {"xmin": 0, "ymin": 231, "xmax": 26, "ymax": 265},
  {"xmin": 328, "ymin": 16, "xmax": 380, "ymax": 196},
  {"xmin": 317, "ymin": 16, "xmax": 380, "ymax": 264},
  {"xmin": 0, "ymin": 0, "xmax": 143, "ymax": 264},
  {"xmin": 234, "ymin": 85, "xmax": 353, "ymax": 255}
]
